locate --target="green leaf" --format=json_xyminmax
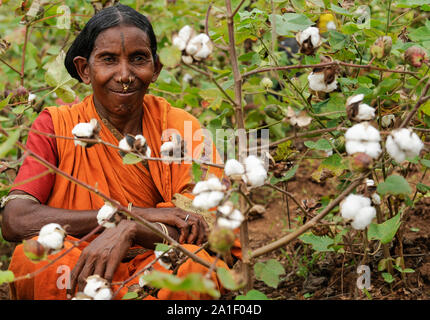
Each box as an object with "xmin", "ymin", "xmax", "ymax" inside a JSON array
[
  {"xmin": 420, "ymin": 158, "xmax": 430, "ymax": 168},
  {"xmin": 271, "ymin": 13, "xmax": 314, "ymax": 36},
  {"xmin": 254, "ymin": 259, "xmax": 285, "ymax": 288},
  {"xmin": 216, "ymin": 268, "xmax": 244, "ymax": 291},
  {"xmin": 328, "ymin": 30, "xmax": 350, "ymax": 51},
  {"xmin": 0, "ymin": 270, "xmax": 14, "ymax": 285},
  {"xmin": 142, "ymin": 271, "xmax": 220, "ymax": 298},
  {"xmin": 329, "ymin": 4, "xmax": 353, "ymax": 16},
  {"xmin": 122, "ymin": 292, "xmax": 138, "ymax": 300},
  {"xmin": 235, "ymin": 289, "xmax": 269, "ymax": 300},
  {"xmin": 416, "ymin": 183, "xmax": 430, "ymax": 193},
  {"xmin": 382, "ymin": 272, "xmax": 395, "ymax": 284},
  {"xmin": 270, "ymin": 164, "xmax": 299, "ymax": 185},
  {"xmin": 299, "ymin": 233, "xmax": 335, "ymax": 252},
  {"xmin": 304, "ymin": 139, "xmax": 332, "ymax": 151},
  {"xmin": 159, "ymin": 46, "xmax": 182, "ymax": 69},
  {"xmin": 368, "ymin": 212, "xmax": 401, "ymax": 244},
  {"xmin": 377, "ymin": 175, "xmax": 412, "ymax": 196},
  {"xmin": 0, "ymin": 129, "xmax": 20, "ymax": 158},
  {"xmin": 0, "ymin": 93, "xmax": 13, "ymax": 110},
  {"xmin": 122, "ymin": 153, "xmax": 143, "ymax": 165},
  {"xmin": 396, "ymin": 0, "xmax": 430, "ymax": 8},
  {"xmin": 155, "ymin": 243, "xmax": 171, "ymax": 252}
]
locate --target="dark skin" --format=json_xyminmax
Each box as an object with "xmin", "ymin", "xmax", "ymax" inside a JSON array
[{"xmin": 1, "ymin": 25, "xmax": 209, "ymax": 296}]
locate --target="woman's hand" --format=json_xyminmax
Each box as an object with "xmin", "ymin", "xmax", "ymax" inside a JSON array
[
  {"xmin": 67, "ymin": 219, "xmax": 137, "ymax": 296},
  {"xmin": 137, "ymin": 207, "xmax": 209, "ymax": 245}
]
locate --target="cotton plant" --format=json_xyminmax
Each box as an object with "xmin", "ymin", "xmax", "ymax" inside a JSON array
[
  {"xmin": 345, "ymin": 122, "xmax": 382, "ymax": 159},
  {"xmin": 216, "ymin": 201, "xmax": 244, "ymax": 230},
  {"xmin": 340, "ymin": 194, "xmax": 376, "ymax": 230},
  {"xmin": 191, "ymin": 177, "xmax": 226, "ymax": 210},
  {"xmin": 71, "ymin": 119, "xmax": 100, "ymax": 147},
  {"xmin": 385, "ymin": 128, "xmax": 424, "ymax": 163},
  {"xmin": 346, "ymin": 94, "xmax": 376, "ymax": 122},
  {"xmin": 160, "ymin": 134, "xmax": 186, "ymax": 163},
  {"xmin": 172, "ymin": 25, "xmax": 213, "ymax": 64}
]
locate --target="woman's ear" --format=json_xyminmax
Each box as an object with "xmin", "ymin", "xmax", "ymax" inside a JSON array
[
  {"xmin": 151, "ymin": 56, "xmax": 163, "ymax": 83},
  {"xmin": 73, "ymin": 56, "xmax": 91, "ymax": 84}
]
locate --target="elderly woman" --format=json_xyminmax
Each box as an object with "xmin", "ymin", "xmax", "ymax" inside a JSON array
[{"xmin": 1, "ymin": 4, "xmax": 237, "ymax": 300}]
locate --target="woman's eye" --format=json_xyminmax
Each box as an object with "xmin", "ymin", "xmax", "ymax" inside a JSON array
[
  {"xmin": 103, "ymin": 56, "xmax": 115, "ymax": 63},
  {"xmin": 132, "ymin": 55, "xmax": 148, "ymax": 63}
]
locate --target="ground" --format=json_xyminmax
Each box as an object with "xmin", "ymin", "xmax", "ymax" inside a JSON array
[{"xmin": 1, "ymin": 163, "xmax": 429, "ymax": 300}]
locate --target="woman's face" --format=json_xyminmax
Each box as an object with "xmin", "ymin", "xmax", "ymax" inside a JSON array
[{"xmin": 73, "ymin": 25, "xmax": 161, "ymax": 117}]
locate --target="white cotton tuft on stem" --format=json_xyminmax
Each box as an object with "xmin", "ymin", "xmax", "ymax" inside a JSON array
[
  {"xmin": 386, "ymin": 128, "xmax": 424, "ymax": 163},
  {"xmin": 38, "ymin": 223, "xmax": 66, "ymax": 253}
]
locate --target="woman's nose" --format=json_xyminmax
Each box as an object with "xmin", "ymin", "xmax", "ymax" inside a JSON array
[{"xmin": 116, "ymin": 59, "xmax": 134, "ymax": 83}]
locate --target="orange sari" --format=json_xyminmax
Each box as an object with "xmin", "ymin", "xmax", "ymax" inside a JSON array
[{"xmin": 8, "ymin": 94, "xmax": 239, "ymax": 300}]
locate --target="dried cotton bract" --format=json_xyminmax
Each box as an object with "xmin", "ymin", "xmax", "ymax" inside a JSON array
[
  {"xmin": 345, "ymin": 122, "xmax": 382, "ymax": 159},
  {"xmin": 97, "ymin": 202, "xmax": 119, "ymax": 229},
  {"xmin": 83, "ymin": 275, "xmax": 112, "ymax": 300},
  {"xmin": 192, "ymin": 177, "xmax": 226, "ymax": 210},
  {"xmin": 71, "ymin": 119, "xmax": 100, "ymax": 147},
  {"xmin": 385, "ymin": 128, "xmax": 423, "ymax": 163},
  {"xmin": 38, "ymin": 223, "xmax": 66, "ymax": 254},
  {"xmin": 340, "ymin": 194, "xmax": 376, "ymax": 230}
]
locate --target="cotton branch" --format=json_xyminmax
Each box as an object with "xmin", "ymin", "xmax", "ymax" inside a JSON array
[
  {"xmin": 251, "ymin": 173, "xmax": 368, "ymax": 258},
  {"xmin": 400, "ymin": 79, "xmax": 430, "ymax": 128}
]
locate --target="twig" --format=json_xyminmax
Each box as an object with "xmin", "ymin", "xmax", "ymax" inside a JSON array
[
  {"xmin": 20, "ymin": 25, "xmax": 30, "ymax": 86},
  {"xmin": 242, "ymin": 61, "xmax": 418, "ymax": 78},
  {"xmin": 0, "ymin": 57, "xmax": 21, "ymax": 75},
  {"xmin": 400, "ymin": 79, "xmax": 430, "ymax": 128},
  {"xmin": 263, "ymin": 183, "xmax": 308, "ymax": 216},
  {"xmin": 251, "ymin": 173, "xmax": 368, "ymax": 258},
  {"xmin": 230, "ymin": 0, "xmax": 247, "ymax": 18}
]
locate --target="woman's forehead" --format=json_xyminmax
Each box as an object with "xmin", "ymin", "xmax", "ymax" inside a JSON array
[{"xmin": 92, "ymin": 25, "xmax": 151, "ymax": 53}]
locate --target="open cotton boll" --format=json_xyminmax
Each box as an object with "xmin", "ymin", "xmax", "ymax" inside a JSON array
[
  {"xmin": 218, "ymin": 202, "xmax": 234, "ymax": 216},
  {"xmin": 351, "ymin": 206, "xmax": 376, "ymax": 230},
  {"xmin": 224, "ymin": 159, "xmax": 245, "ymax": 177},
  {"xmin": 340, "ymin": 194, "xmax": 371, "ymax": 220},
  {"xmin": 93, "ymin": 287, "xmax": 112, "ymax": 300},
  {"xmin": 381, "ymin": 114, "xmax": 395, "ymax": 128},
  {"xmin": 72, "ymin": 122, "xmax": 95, "ymax": 138},
  {"xmin": 308, "ymin": 72, "xmax": 337, "ymax": 93},
  {"xmin": 371, "ymin": 193, "xmax": 381, "ymax": 205},
  {"xmin": 207, "ymin": 191, "xmax": 225, "ymax": 208},
  {"xmin": 326, "ymin": 20, "xmax": 336, "ymax": 31},
  {"xmin": 362, "ymin": 141, "xmax": 382, "ymax": 159},
  {"xmin": 155, "ymin": 250, "xmax": 172, "ymax": 270},
  {"xmin": 297, "ymin": 27, "xmax": 321, "ymax": 47},
  {"xmin": 244, "ymin": 155, "xmax": 264, "ymax": 171},
  {"xmin": 178, "ymin": 25, "xmax": 194, "ymax": 43},
  {"xmin": 193, "ymin": 44, "xmax": 212, "ymax": 60},
  {"xmin": 182, "ymin": 55, "xmax": 193, "ymax": 64},
  {"xmin": 118, "ymin": 137, "xmax": 132, "ymax": 152},
  {"xmin": 345, "ymin": 122, "xmax": 381, "ymax": 142},
  {"xmin": 206, "ymin": 177, "xmax": 225, "ymax": 192},
  {"xmin": 38, "ymin": 223, "xmax": 66, "ymax": 252},
  {"xmin": 160, "ymin": 141, "xmax": 175, "ymax": 155},
  {"xmin": 346, "ymin": 94, "xmax": 364, "ymax": 106},
  {"xmin": 356, "ymin": 104, "xmax": 376, "ymax": 121},
  {"xmin": 172, "ymin": 35, "xmax": 186, "ymax": 51},
  {"xmin": 386, "ymin": 128, "xmax": 424, "ymax": 163},
  {"xmin": 83, "ymin": 275, "xmax": 110, "ymax": 298},
  {"xmin": 244, "ymin": 167, "xmax": 267, "ymax": 187},
  {"xmin": 192, "ymin": 192, "xmax": 211, "ymax": 210},
  {"xmin": 192, "ymin": 181, "xmax": 210, "ymax": 195},
  {"xmin": 97, "ymin": 202, "xmax": 117, "ymax": 229},
  {"xmin": 217, "ymin": 216, "xmax": 242, "ymax": 230},
  {"xmin": 28, "ymin": 93, "xmax": 37, "ymax": 102}
]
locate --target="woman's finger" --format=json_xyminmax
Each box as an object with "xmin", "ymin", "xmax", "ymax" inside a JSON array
[
  {"xmin": 196, "ymin": 220, "xmax": 206, "ymax": 245},
  {"xmin": 68, "ymin": 255, "xmax": 86, "ymax": 296},
  {"xmin": 77, "ymin": 259, "xmax": 95, "ymax": 292},
  {"xmin": 187, "ymin": 220, "xmax": 198, "ymax": 244}
]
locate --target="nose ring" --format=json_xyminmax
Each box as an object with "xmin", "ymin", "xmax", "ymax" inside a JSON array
[{"xmin": 120, "ymin": 76, "xmax": 133, "ymax": 93}]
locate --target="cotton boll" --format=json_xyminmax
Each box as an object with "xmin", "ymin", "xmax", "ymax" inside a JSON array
[
  {"xmin": 381, "ymin": 114, "xmax": 395, "ymax": 128},
  {"xmin": 345, "ymin": 123, "xmax": 368, "ymax": 142},
  {"xmin": 160, "ymin": 141, "xmax": 175, "ymax": 155},
  {"xmin": 135, "ymin": 135, "xmax": 146, "ymax": 146},
  {"xmin": 224, "ymin": 159, "xmax": 245, "ymax": 176},
  {"xmin": 155, "ymin": 250, "xmax": 172, "ymax": 270},
  {"xmin": 308, "ymin": 72, "xmax": 337, "ymax": 93},
  {"xmin": 178, "ymin": 25, "xmax": 194, "ymax": 43},
  {"xmin": 297, "ymin": 27, "xmax": 321, "ymax": 47},
  {"xmin": 181, "ymin": 55, "xmax": 193, "ymax": 64},
  {"xmin": 172, "ymin": 35, "xmax": 186, "ymax": 51},
  {"xmin": 118, "ymin": 137, "xmax": 132, "ymax": 152},
  {"xmin": 192, "ymin": 181, "xmax": 210, "ymax": 195},
  {"xmin": 28, "ymin": 93, "xmax": 37, "ymax": 102},
  {"xmin": 218, "ymin": 202, "xmax": 234, "ymax": 216},
  {"xmin": 245, "ymin": 167, "xmax": 267, "ymax": 187},
  {"xmin": 366, "ymin": 179, "xmax": 375, "ymax": 187},
  {"xmin": 244, "ymin": 155, "xmax": 264, "ymax": 171},
  {"xmin": 386, "ymin": 135, "xmax": 405, "ymax": 163},
  {"xmin": 340, "ymin": 194, "xmax": 371, "ymax": 220},
  {"xmin": 206, "ymin": 191, "xmax": 225, "ymax": 208},
  {"xmin": 351, "ymin": 206, "xmax": 376, "ymax": 230},
  {"xmin": 145, "ymin": 146, "xmax": 151, "ymax": 158},
  {"xmin": 193, "ymin": 44, "xmax": 212, "ymax": 60},
  {"xmin": 93, "ymin": 287, "xmax": 112, "ymax": 300},
  {"xmin": 97, "ymin": 202, "xmax": 117, "ymax": 229},
  {"xmin": 217, "ymin": 217, "xmax": 242, "ymax": 230},
  {"xmin": 346, "ymin": 140, "xmax": 366, "ymax": 155},
  {"xmin": 371, "ymin": 193, "xmax": 381, "ymax": 205},
  {"xmin": 326, "ymin": 20, "xmax": 336, "ymax": 31},
  {"xmin": 84, "ymin": 275, "xmax": 110, "ymax": 298},
  {"xmin": 72, "ymin": 122, "xmax": 95, "ymax": 138},
  {"xmin": 38, "ymin": 223, "xmax": 66, "ymax": 253},
  {"xmin": 363, "ymin": 141, "xmax": 382, "ymax": 159},
  {"xmin": 230, "ymin": 209, "xmax": 244, "ymax": 224},
  {"xmin": 192, "ymin": 192, "xmax": 212, "ymax": 210},
  {"xmin": 206, "ymin": 177, "xmax": 225, "ymax": 192},
  {"xmin": 346, "ymin": 94, "xmax": 364, "ymax": 106},
  {"xmin": 356, "ymin": 103, "xmax": 376, "ymax": 121}
]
